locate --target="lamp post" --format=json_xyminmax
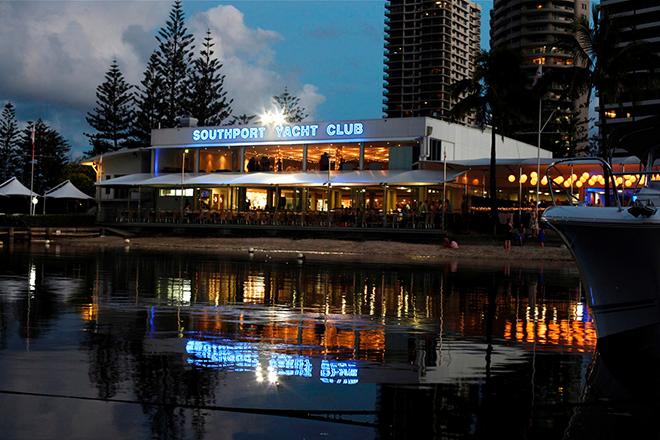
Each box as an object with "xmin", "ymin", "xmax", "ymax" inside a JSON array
[
  {"xmin": 180, "ymin": 148, "xmax": 189, "ymax": 222},
  {"xmin": 29, "ymin": 125, "xmax": 36, "ymax": 216},
  {"xmin": 536, "ymin": 102, "xmax": 558, "ymax": 217}
]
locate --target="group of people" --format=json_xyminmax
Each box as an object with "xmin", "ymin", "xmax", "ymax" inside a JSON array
[
  {"xmin": 246, "ymin": 156, "xmax": 285, "ymax": 172},
  {"xmin": 503, "ymin": 210, "xmax": 545, "ymax": 251}
]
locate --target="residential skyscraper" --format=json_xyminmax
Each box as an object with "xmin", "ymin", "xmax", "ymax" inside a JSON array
[
  {"xmin": 490, "ymin": 0, "xmax": 590, "ymax": 156},
  {"xmin": 600, "ymin": 0, "xmax": 660, "ymax": 155},
  {"xmin": 383, "ymin": 0, "xmax": 481, "ymax": 122}
]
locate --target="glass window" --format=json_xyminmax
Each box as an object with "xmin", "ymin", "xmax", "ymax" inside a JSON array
[
  {"xmin": 246, "ymin": 189, "xmax": 268, "ymax": 209},
  {"xmin": 199, "ymin": 148, "xmax": 240, "ymax": 173},
  {"xmin": 157, "ymin": 148, "xmax": 193, "ymax": 174},
  {"xmin": 363, "ymin": 144, "xmax": 390, "ymax": 170},
  {"xmin": 159, "ymin": 188, "xmax": 194, "ymax": 197},
  {"xmin": 307, "ymin": 143, "xmax": 360, "ymax": 171},
  {"xmin": 244, "ymin": 145, "xmax": 304, "ymax": 172}
]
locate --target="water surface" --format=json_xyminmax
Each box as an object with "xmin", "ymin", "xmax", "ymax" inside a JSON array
[{"xmin": 0, "ymin": 245, "xmax": 653, "ymax": 439}]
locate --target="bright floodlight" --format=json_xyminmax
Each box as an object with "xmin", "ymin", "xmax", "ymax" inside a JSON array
[{"xmin": 259, "ymin": 107, "xmax": 286, "ymax": 126}]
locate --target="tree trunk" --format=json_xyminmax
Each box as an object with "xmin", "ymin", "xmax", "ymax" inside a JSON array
[
  {"xmin": 490, "ymin": 125, "xmax": 498, "ymax": 235},
  {"xmin": 598, "ymin": 94, "xmax": 610, "ymax": 206}
]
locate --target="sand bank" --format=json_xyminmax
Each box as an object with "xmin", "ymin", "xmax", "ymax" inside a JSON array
[{"xmin": 50, "ymin": 236, "xmax": 574, "ymax": 267}]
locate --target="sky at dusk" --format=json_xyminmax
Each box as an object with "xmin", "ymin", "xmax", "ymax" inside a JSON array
[{"xmin": 0, "ymin": 0, "xmax": 495, "ymax": 158}]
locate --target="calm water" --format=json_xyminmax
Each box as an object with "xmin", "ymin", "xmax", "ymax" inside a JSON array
[{"xmin": 0, "ymin": 245, "xmax": 656, "ymax": 439}]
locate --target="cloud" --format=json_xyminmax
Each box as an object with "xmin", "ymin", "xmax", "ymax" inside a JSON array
[
  {"xmin": 188, "ymin": 5, "xmax": 325, "ymax": 118},
  {"xmin": 0, "ymin": 1, "xmax": 168, "ymax": 111},
  {"xmin": 297, "ymin": 84, "xmax": 326, "ymax": 121},
  {"xmin": 0, "ymin": 1, "xmax": 326, "ymax": 154}
]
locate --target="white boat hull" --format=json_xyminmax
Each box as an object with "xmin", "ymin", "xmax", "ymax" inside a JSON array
[{"xmin": 543, "ymin": 206, "xmax": 660, "ymax": 338}]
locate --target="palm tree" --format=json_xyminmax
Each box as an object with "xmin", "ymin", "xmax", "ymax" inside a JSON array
[
  {"xmin": 559, "ymin": 5, "xmax": 657, "ymax": 162},
  {"xmin": 451, "ymin": 48, "xmax": 528, "ymax": 231}
]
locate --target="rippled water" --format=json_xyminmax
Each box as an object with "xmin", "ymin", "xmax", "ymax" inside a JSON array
[{"xmin": 0, "ymin": 245, "xmax": 655, "ymax": 439}]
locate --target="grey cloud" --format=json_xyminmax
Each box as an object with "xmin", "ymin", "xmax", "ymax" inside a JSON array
[{"xmin": 123, "ymin": 24, "xmax": 156, "ymax": 62}]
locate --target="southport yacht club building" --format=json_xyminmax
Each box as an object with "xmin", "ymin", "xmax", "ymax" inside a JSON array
[{"xmin": 84, "ymin": 117, "xmax": 551, "ymax": 228}]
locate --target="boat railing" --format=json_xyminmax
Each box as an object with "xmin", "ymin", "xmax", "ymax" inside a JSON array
[{"xmin": 546, "ymin": 157, "xmax": 658, "ymax": 210}]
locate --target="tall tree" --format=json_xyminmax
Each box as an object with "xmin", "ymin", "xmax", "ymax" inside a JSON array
[
  {"xmin": 85, "ymin": 60, "xmax": 133, "ymax": 155},
  {"xmin": 450, "ymin": 49, "xmax": 528, "ymax": 230},
  {"xmin": 0, "ymin": 102, "xmax": 21, "ymax": 181},
  {"xmin": 273, "ymin": 87, "xmax": 308, "ymax": 123},
  {"xmin": 228, "ymin": 114, "xmax": 256, "ymax": 126},
  {"xmin": 155, "ymin": 0, "xmax": 195, "ymax": 127},
  {"xmin": 19, "ymin": 120, "xmax": 70, "ymax": 194},
  {"xmin": 133, "ymin": 52, "xmax": 165, "ymax": 148},
  {"xmin": 186, "ymin": 30, "xmax": 232, "ymax": 126}
]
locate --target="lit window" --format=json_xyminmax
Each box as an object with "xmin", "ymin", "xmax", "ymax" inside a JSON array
[
  {"xmin": 605, "ymin": 110, "xmax": 617, "ymax": 119},
  {"xmin": 159, "ymin": 189, "xmax": 194, "ymax": 197}
]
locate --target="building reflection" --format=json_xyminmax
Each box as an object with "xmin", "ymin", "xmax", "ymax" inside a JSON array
[{"xmin": 0, "ymin": 249, "xmax": 604, "ymax": 440}]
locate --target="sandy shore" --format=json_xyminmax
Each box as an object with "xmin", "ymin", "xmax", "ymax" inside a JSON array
[{"xmin": 49, "ymin": 236, "xmax": 575, "ymax": 267}]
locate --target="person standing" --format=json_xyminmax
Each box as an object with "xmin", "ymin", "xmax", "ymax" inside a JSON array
[{"xmin": 504, "ymin": 218, "xmax": 513, "ymax": 251}]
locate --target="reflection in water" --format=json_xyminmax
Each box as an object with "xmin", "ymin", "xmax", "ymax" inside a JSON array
[{"xmin": 0, "ymin": 247, "xmax": 651, "ymax": 439}]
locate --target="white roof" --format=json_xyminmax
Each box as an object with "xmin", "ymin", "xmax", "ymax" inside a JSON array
[
  {"xmin": 0, "ymin": 177, "xmax": 40, "ymax": 197},
  {"xmin": 97, "ymin": 173, "xmax": 152, "ymax": 186},
  {"xmin": 44, "ymin": 181, "xmax": 93, "ymax": 200},
  {"xmin": 229, "ymin": 172, "xmax": 328, "ymax": 186},
  {"xmin": 98, "ymin": 170, "xmax": 464, "ymax": 188}
]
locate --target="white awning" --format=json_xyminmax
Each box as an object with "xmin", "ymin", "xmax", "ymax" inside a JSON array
[
  {"xmin": 185, "ymin": 173, "xmax": 243, "ymax": 186},
  {"xmin": 95, "ymin": 170, "xmax": 468, "ymax": 188},
  {"xmin": 229, "ymin": 172, "xmax": 328, "ymax": 186},
  {"xmin": 140, "ymin": 173, "xmax": 195, "ymax": 187},
  {"xmin": 385, "ymin": 169, "xmax": 466, "ymax": 186},
  {"xmin": 97, "ymin": 173, "xmax": 152, "ymax": 186},
  {"xmin": 0, "ymin": 177, "xmax": 40, "ymax": 197},
  {"xmin": 328, "ymin": 170, "xmax": 390, "ymax": 186},
  {"xmin": 44, "ymin": 180, "xmax": 93, "ymax": 200}
]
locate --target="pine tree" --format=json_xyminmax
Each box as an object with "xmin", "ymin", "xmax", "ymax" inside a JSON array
[
  {"xmin": 85, "ymin": 60, "xmax": 133, "ymax": 155},
  {"xmin": 228, "ymin": 114, "xmax": 257, "ymax": 126},
  {"xmin": 273, "ymin": 87, "xmax": 308, "ymax": 123},
  {"xmin": 19, "ymin": 120, "xmax": 70, "ymax": 194},
  {"xmin": 156, "ymin": 0, "xmax": 195, "ymax": 128},
  {"xmin": 186, "ymin": 30, "xmax": 232, "ymax": 126},
  {"xmin": 133, "ymin": 52, "xmax": 165, "ymax": 148},
  {"xmin": 0, "ymin": 102, "xmax": 21, "ymax": 182}
]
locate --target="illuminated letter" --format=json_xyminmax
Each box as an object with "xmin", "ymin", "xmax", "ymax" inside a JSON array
[
  {"xmin": 310, "ymin": 125, "xmax": 319, "ymax": 136},
  {"xmin": 232, "ymin": 128, "xmax": 241, "ymax": 139},
  {"xmin": 249, "ymin": 127, "xmax": 258, "ymax": 138},
  {"xmin": 354, "ymin": 123, "xmax": 364, "ymax": 135},
  {"xmin": 208, "ymin": 129, "xmax": 217, "ymax": 140},
  {"xmin": 257, "ymin": 127, "xmax": 266, "ymax": 138},
  {"xmin": 200, "ymin": 129, "xmax": 209, "ymax": 141},
  {"xmin": 241, "ymin": 128, "xmax": 250, "ymax": 139},
  {"xmin": 192, "ymin": 129, "xmax": 201, "ymax": 141},
  {"xmin": 292, "ymin": 126, "xmax": 301, "ymax": 137},
  {"xmin": 300, "ymin": 125, "xmax": 310, "ymax": 137},
  {"xmin": 343, "ymin": 124, "xmax": 353, "ymax": 136},
  {"xmin": 275, "ymin": 125, "xmax": 284, "ymax": 137},
  {"xmin": 326, "ymin": 124, "xmax": 336, "ymax": 136}
]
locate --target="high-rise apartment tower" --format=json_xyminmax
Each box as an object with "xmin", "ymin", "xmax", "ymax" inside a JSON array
[
  {"xmin": 490, "ymin": 0, "xmax": 590, "ymax": 156},
  {"xmin": 383, "ymin": 0, "xmax": 481, "ymax": 122},
  {"xmin": 600, "ymin": 0, "xmax": 660, "ymax": 154}
]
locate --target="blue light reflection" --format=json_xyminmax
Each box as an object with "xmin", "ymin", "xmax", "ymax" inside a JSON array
[{"xmin": 185, "ymin": 339, "xmax": 358, "ymax": 384}]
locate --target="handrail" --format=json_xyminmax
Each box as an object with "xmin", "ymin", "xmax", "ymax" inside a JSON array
[{"xmin": 545, "ymin": 157, "xmax": 622, "ymax": 211}]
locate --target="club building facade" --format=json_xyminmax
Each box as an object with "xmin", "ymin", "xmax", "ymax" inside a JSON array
[{"xmin": 85, "ymin": 117, "xmax": 550, "ymax": 226}]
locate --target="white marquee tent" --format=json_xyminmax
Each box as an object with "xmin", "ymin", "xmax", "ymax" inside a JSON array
[
  {"xmin": 0, "ymin": 177, "xmax": 40, "ymax": 197},
  {"xmin": 44, "ymin": 180, "xmax": 93, "ymax": 200}
]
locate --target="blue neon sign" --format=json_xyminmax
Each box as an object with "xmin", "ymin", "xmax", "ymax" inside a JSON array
[{"xmin": 191, "ymin": 122, "xmax": 365, "ymax": 144}]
